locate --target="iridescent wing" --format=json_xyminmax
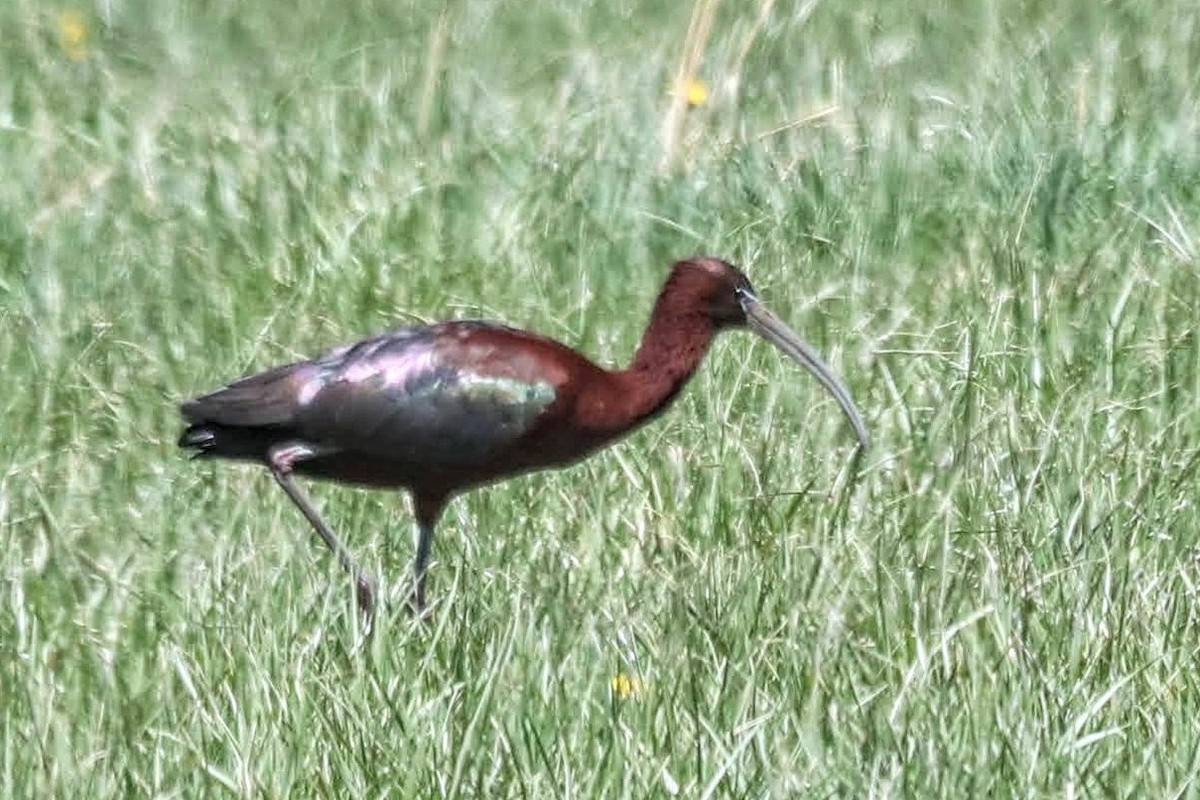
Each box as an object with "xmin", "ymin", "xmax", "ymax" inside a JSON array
[{"xmin": 182, "ymin": 323, "xmax": 561, "ymax": 467}]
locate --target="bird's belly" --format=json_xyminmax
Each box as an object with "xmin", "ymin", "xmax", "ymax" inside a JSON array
[
  {"xmin": 292, "ymin": 450, "xmax": 563, "ymax": 495},
  {"xmin": 293, "ymin": 430, "xmax": 608, "ymax": 496}
]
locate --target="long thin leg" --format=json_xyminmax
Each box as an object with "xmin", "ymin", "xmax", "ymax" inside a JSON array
[
  {"xmin": 409, "ymin": 492, "xmax": 448, "ymax": 617},
  {"xmin": 267, "ymin": 442, "xmax": 377, "ymax": 619}
]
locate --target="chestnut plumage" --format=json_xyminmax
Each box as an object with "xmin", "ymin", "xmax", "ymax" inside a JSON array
[{"xmin": 179, "ymin": 257, "xmax": 869, "ymax": 620}]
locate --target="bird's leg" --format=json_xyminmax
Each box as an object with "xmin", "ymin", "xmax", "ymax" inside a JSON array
[
  {"xmin": 409, "ymin": 493, "xmax": 448, "ymax": 618},
  {"xmin": 267, "ymin": 441, "xmax": 377, "ymax": 620}
]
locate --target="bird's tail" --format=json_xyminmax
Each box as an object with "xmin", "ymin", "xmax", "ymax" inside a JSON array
[
  {"xmin": 178, "ymin": 422, "xmax": 282, "ymax": 462},
  {"xmin": 179, "ymin": 360, "xmax": 309, "ymax": 461}
]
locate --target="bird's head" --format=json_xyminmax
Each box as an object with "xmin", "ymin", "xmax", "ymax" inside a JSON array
[
  {"xmin": 669, "ymin": 256, "xmax": 871, "ymax": 450},
  {"xmin": 667, "ymin": 257, "xmax": 756, "ymax": 329}
]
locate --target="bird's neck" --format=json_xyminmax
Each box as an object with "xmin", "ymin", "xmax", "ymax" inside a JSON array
[{"xmin": 600, "ymin": 291, "xmax": 717, "ymax": 430}]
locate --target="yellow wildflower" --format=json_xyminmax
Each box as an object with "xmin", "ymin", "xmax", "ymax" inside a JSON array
[
  {"xmin": 681, "ymin": 78, "xmax": 705, "ymax": 106},
  {"xmin": 56, "ymin": 10, "xmax": 89, "ymax": 62},
  {"xmin": 681, "ymin": 77, "xmax": 708, "ymax": 108},
  {"xmin": 610, "ymin": 673, "xmax": 645, "ymax": 700}
]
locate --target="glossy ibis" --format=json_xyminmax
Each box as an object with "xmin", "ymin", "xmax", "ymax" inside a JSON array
[{"xmin": 179, "ymin": 257, "xmax": 869, "ymax": 620}]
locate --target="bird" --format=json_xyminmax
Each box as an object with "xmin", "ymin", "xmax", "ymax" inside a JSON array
[{"xmin": 178, "ymin": 257, "xmax": 870, "ymax": 621}]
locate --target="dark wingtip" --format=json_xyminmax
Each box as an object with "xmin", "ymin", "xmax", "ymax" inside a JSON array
[{"xmin": 178, "ymin": 424, "xmax": 215, "ymax": 451}]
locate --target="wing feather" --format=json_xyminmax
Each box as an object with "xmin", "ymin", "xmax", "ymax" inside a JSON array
[
  {"xmin": 297, "ymin": 332, "xmax": 558, "ymax": 465},
  {"xmin": 180, "ymin": 361, "xmax": 314, "ymax": 427},
  {"xmin": 181, "ymin": 322, "xmax": 564, "ymax": 468}
]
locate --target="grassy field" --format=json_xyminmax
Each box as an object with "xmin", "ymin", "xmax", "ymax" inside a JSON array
[{"xmin": 3, "ymin": 0, "xmax": 1200, "ymax": 796}]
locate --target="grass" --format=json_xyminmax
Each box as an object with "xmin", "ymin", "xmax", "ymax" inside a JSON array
[{"xmin": 3, "ymin": 0, "xmax": 1200, "ymax": 795}]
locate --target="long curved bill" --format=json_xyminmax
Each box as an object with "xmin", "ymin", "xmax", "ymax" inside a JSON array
[{"xmin": 743, "ymin": 297, "xmax": 870, "ymax": 450}]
